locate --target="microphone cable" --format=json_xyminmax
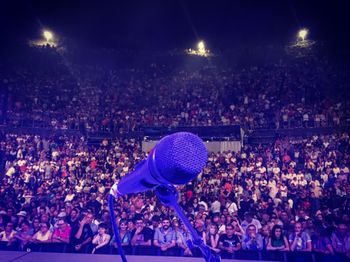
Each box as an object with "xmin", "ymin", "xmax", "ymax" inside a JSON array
[{"xmin": 108, "ymin": 194, "xmax": 128, "ymax": 262}]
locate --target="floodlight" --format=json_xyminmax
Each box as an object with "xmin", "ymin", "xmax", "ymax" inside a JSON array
[
  {"xmin": 198, "ymin": 41, "xmax": 205, "ymax": 50},
  {"xmin": 298, "ymin": 29, "xmax": 308, "ymax": 41},
  {"xmin": 43, "ymin": 30, "xmax": 53, "ymax": 41}
]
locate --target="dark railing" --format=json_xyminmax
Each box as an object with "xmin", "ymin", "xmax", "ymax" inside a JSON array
[
  {"xmin": 0, "ymin": 120, "xmax": 349, "ymax": 143},
  {"xmin": 1, "ymin": 113, "xmax": 349, "ymax": 134},
  {"xmin": 143, "ymin": 125, "xmax": 241, "ymax": 140},
  {"xmin": 248, "ymin": 125, "xmax": 350, "ymax": 144},
  {"xmin": 1, "ymin": 242, "xmax": 349, "ymax": 262}
]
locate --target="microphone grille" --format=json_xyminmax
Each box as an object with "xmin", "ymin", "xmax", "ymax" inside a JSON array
[{"xmin": 154, "ymin": 132, "xmax": 208, "ymax": 185}]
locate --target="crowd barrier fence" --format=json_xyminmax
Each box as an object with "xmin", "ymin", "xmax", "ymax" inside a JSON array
[{"xmin": 0, "ymin": 242, "xmax": 348, "ymax": 262}]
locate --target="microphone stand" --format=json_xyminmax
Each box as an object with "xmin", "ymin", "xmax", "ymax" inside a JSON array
[{"xmin": 155, "ymin": 185, "xmax": 221, "ymax": 262}]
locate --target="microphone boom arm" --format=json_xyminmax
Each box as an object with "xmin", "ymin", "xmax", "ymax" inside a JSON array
[{"xmin": 155, "ymin": 185, "xmax": 221, "ymax": 262}]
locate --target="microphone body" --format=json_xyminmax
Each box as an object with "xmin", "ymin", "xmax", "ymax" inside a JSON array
[{"xmin": 110, "ymin": 132, "xmax": 207, "ymax": 196}]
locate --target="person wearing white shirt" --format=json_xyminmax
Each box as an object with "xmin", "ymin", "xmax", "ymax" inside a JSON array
[
  {"xmin": 279, "ymin": 183, "xmax": 288, "ymax": 198},
  {"xmin": 198, "ymin": 198, "xmax": 208, "ymax": 211},
  {"xmin": 272, "ymin": 166, "xmax": 281, "ymax": 175},
  {"xmin": 226, "ymin": 200, "xmax": 238, "ymax": 215},
  {"xmin": 210, "ymin": 199, "xmax": 221, "ymax": 214},
  {"xmin": 241, "ymin": 212, "xmax": 262, "ymax": 233},
  {"xmin": 32, "ymin": 222, "xmax": 52, "ymax": 243},
  {"xmin": 0, "ymin": 222, "xmax": 16, "ymax": 242},
  {"xmin": 92, "ymin": 223, "xmax": 111, "ymax": 254}
]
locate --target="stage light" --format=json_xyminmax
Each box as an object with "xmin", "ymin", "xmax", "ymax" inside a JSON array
[
  {"xmin": 186, "ymin": 40, "xmax": 211, "ymax": 57},
  {"xmin": 43, "ymin": 30, "xmax": 53, "ymax": 42},
  {"xmin": 197, "ymin": 41, "xmax": 207, "ymax": 56},
  {"xmin": 198, "ymin": 41, "xmax": 205, "ymax": 50},
  {"xmin": 298, "ymin": 29, "xmax": 308, "ymax": 41}
]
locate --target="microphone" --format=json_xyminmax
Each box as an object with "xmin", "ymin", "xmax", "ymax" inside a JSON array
[{"xmin": 110, "ymin": 132, "xmax": 208, "ymax": 196}]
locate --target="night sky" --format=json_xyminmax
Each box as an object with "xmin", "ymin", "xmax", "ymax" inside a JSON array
[{"xmin": 1, "ymin": 0, "xmax": 350, "ymax": 50}]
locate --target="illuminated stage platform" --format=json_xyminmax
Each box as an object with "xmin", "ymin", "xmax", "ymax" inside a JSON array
[{"xmin": 0, "ymin": 251, "xmax": 276, "ymax": 262}]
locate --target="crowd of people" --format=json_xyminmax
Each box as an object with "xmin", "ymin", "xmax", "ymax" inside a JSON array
[
  {"xmin": 1, "ymin": 46, "xmax": 350, "ymax": 133},
  {"xmin": 0, "ymin": 45, "xmax": 349, "ymax": 260},
  {"xmin": 0, "ymin": 130, "xmax": 349, "ymax": 259}
]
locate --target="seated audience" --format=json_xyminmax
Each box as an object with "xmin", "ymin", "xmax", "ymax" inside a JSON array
[
  {"xmin": 242, "ymin": 224, "xmax": 264, "ymax": 251},
  {"xmin": 267, "ymin": 225, "xmax": 290, "ymax": 251},
  {"xmin": 218, "ymin": 224, "xmax": 241, "ymax": 257},
  {"xmin": 289, "ymin": 222, "xmax": 312, "ymax": 252},
  {"xmin": 92, "ymin": 223, "xmax": 111, "ymax": 254}
]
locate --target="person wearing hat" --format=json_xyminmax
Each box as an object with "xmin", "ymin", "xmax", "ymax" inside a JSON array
[
  {"xmin": 16, "ymin": 211, "xmax": 28, "ymax": 231},
  {"xmin": 17, "ymin": 211, "xmax": 27, "ymax": 217},
  {"xmin": 13, "ymin": 220, "xmax": 34, "ymax": 250},
  {"xmin": 0, "ymin": 210, "xmax": 8, "ymax": 216},
  {"xmin": 57, "ymin": 212, "xmax": 67, "ymax": 219}
]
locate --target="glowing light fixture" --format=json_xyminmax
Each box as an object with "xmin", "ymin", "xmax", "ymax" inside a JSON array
[
  {"xmin": 186, "ymin": 40, "xmax": 211, "ymax": 57},
  {"xmin": 43, "ymin": 30, "xmax": 53, "ymax": 42},
  {"xmin": 298, "ymin": 29, "xmax": 308, "ymax": 41}
]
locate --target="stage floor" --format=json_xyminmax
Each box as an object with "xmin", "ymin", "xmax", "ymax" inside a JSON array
[{"xmin": 0, "ymin": 251, "xmax": 278, "ymax": 262}]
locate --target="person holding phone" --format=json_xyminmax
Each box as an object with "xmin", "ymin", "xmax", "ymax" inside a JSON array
[
  {"xmin": 71, "ymin": 212, "xmax": 93, "ymax": 253},
  {"xmin": 242, "ymin": 224, "xmax": 263, "ymax": 251}
]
